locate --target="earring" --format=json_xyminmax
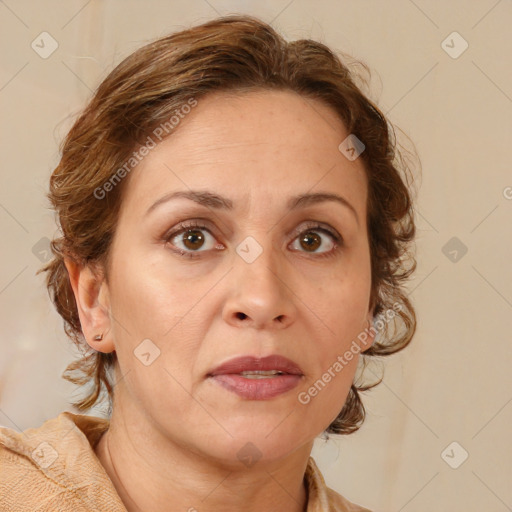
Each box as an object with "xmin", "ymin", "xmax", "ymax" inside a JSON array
[{"xmin": 93, "ymin": 333, "xmax": 104, "ymax": 341}]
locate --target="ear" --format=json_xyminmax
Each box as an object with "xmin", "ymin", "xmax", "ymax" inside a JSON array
[{"xmin": 64, "ymin": 258, "xmax": 115, "ymax": 354}]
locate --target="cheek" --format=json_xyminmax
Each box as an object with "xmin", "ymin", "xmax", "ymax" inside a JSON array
[
  {"xmin": 312, "ymin": 263, "xmax": 372, "ymax": 347},
  {"xmin": 295, "ymin": 259, "xmax": 371, "ymax": 421},
  {"xmin": 106, "ymin": 257, "xmax": 205, "ymax": 419},
  {"xmin": 106, "ymin": 252, "xmax": 210, "ymax": 384},
  {"xmin": 108, "ymin": 248, "xmax": 201, "ymax": 339}
]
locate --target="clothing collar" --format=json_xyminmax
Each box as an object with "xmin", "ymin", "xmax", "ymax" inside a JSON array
[{"xmin": 1, "ymin": 411, "xmax": 363, "ymax": 511}]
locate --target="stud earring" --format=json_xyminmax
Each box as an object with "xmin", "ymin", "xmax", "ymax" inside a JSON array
[{"xmin": 93, "ymin": 333, "xmax": 104, "ymax": 341}]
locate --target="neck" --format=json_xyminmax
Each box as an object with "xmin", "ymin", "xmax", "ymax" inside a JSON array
[{"xmin": 94, "ymin": 402, "xmax": 312, "ymax": 512}]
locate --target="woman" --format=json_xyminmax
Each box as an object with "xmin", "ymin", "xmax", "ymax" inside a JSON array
[{"xmin": 0, "ymin": 14, "xmax": 417, "ymax": 512}]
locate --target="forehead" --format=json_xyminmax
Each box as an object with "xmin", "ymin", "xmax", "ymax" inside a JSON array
[{"xmin": 121, "ymin": 89, "xmax": 368, "ymax": 217}]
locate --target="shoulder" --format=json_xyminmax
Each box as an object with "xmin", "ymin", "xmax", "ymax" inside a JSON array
[
  {"xmin": 305, "ymin": 456, "xmax": 374, "ymax": 512},
  {"xmin": 0, "ymin": 411, "xmax": 108, "ymax": 470},
  {"xmin": 325, "ymin": 487, "xmax": 374, "ymax": 512},
  {"xmin": 0, "ymin": 411, "xmax": 125, "ymax": 511}
]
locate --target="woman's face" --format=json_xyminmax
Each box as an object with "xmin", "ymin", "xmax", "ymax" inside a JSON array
[{"xmin": 98, "ymin": 89, "xmax": 373, "ymax": 465}]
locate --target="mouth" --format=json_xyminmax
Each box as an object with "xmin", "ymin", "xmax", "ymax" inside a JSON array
[
  {"xmin": 237, "ymin": 370, "xmax": 287, "ymax": 379},
  {"xmin": 207, "ymin": 355, "xmax": 304, "ymax": 400}
]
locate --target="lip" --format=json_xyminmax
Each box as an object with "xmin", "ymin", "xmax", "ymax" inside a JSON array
[{"xmin": 207, "ymin": 355, "xmax": 304, "ymax": 400}]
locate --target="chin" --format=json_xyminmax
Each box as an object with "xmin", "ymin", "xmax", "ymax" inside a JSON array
[{"xmin": 197, "ymin": 419, "xmax": 312, "ymax": 469}]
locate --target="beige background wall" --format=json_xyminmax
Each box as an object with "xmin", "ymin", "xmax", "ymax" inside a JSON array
[{"xmin": 1, "ymin": 1, "xmax": 511, "ymax": 510}]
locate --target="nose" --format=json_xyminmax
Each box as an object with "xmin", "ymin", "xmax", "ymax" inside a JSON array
[{"xmin": 222, "ymin": 240, "xmax": 296, "ymax": 330}]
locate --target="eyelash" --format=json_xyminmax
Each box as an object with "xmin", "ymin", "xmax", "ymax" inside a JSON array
[{"xmin": 164, "ymin": 219, "xmax": 343, "ymax": 260}]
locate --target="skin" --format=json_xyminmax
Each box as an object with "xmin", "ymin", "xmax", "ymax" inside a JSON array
[{"xmin": 65, "ymin": 89, "xmax": 375, "ymax": 512}]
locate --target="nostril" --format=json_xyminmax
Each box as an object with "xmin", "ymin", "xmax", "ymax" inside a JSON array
[{"xmin": 236, "ymin": 312, "xmax": 247, "ymax": 320}]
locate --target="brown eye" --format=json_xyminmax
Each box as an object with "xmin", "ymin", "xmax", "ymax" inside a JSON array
[
  {"xmin": 166, "ymin": 222, "xmax": 220, "ymax": 256},
  {"xmin": 290, "ymin": 224, "xmax": 340, "ymax": 256},
  {"xmin": 299, "ymin": 231, "xmax": 322, "ymax": 252},
  {"xmin": 182, "ymin": 229, "xmax": 205, "ymax": 251}
]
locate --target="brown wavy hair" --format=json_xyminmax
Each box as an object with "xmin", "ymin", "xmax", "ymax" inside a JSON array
[{"xmin": 40, "ymin": 14, "xmax": 418, "ymax": 435}]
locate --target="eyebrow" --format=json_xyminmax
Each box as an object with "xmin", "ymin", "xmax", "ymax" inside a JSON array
[{"xmin": 146, "ymin": 190, "xmax": 359, "ymax": 225}]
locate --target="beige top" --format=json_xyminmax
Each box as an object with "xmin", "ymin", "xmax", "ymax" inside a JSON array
[{"xmin": 0, "ymin": 412, "xmax": 372, "ymax": 511}]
